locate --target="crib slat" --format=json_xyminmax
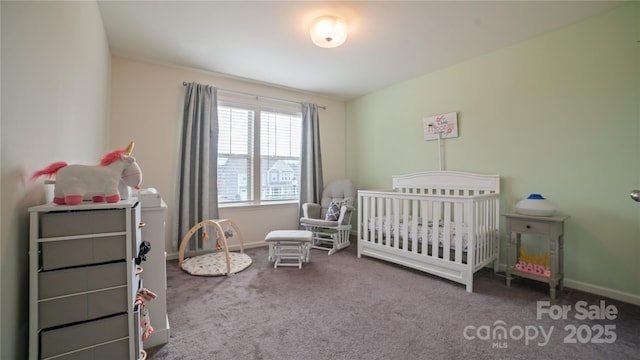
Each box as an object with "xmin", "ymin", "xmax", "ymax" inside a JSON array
[
  {"xmin": 442, "ymin": 202, "xmax": 451, "ymax": 261},
  {"xmin": 420, "ymin": 200, "xmax": 428, "ymax": 255},
  {"xmin": 475, "ymin": 200, "xmax": 484, "ymax": 265},
  {"xmin": 481, "ymin": 200, "xmax": 487, "ymax": 264},
  {"xmin": 431, "ymin": 201, "xmax": 440, "ymax": 259},
  {"xmin": 361, "ymin": 195, "xmax": 369, "ymax": 242},
  {"xmin": 375, "ymin": 197, "xmax": 389, "ymax": 248},
  {"xmin": 454, "ymin": 202, "xmax": 463, "ymax": 264},
  {"xmin": 401, "ymin": 199, "xmax": 409, "ymax": 250},
  {"xmin": 392, "ymin": 198, "xmax": 399, "ymax": 248},
  {"xmin": 466, "ymin": 199, "xmax": 475, "ymax": 267},
  {"xmin": 388, "ymin": 197, "xmax": 394, "ymax": 247},
  {"xmin": 411, "ymin": 199, "xmax": 419, "ymax": 253},
  {"xmin": 372, "ymin": 196, "xmax": 379, "ymax": 245}
]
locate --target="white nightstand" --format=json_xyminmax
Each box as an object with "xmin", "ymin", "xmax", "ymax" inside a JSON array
[{"xmin": 504, "ymin": 213, "xmax": 569, "ymax": 299}]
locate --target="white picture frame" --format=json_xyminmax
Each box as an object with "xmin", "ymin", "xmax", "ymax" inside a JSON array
[{"xmin": 423, "ymin": 112, "xmax": 458, "ymax": 141}]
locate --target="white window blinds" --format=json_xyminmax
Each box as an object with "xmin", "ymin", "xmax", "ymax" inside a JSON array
[{"xmin": 217, "ymin": 103, "xmax": 301, "ymax": 203}]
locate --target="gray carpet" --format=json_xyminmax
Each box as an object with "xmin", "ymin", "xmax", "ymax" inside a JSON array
[{"xmin": 146, "ymin": 241, "xmax": 640, "ymax": 360}]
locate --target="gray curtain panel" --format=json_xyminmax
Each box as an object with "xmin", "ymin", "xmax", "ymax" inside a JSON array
[
  {"xmin": 177, "ymin": 82, "xmax": 219, "ymax": 250},
  {"xmin": 299, "ymin": 103, "xmax": 324, "ymax": 219}
]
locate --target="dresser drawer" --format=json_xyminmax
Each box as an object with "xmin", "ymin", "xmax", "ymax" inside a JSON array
[
  {"xmin": 40, "ymin": 313, "xmax": 128, "ymax": 359},
  {"xmin": 39, "ymin": 286, "xmax": 128, "ymax": 329},
  {"xmin": 40, "ymin": 235, "xmax": 127, "ymax": 270},
  {"xmin": 39, "ymin": 262, "xmax": 127, "ymax": 299},
  {"xmin": 40, "ymin": 209, "xmax": 126, "ymax": 238},
  {"xmin": 509, "ymin": 219, "xmax": 550, "ymax": 236},
  {"xmin": 46, "ymin": 338, "xmax": 129, "ymax": 360}
]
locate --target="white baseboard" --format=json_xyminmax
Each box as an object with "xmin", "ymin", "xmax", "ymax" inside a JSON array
[
  {"xmin": 563, "ymin": 278, "xmax": 640, "ymax": 306},
  {"xmin": 165, "ymin": 241, "xmax": 267, "ymax": 261},
  {"xmin": 495, "ymin": 262, "xmax": 640, "ymax": 306}
]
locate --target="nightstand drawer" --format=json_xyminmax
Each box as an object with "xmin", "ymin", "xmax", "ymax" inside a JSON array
[{"xmin": 509, "ymin": 219, "xmax": 550, "ymax": 236}]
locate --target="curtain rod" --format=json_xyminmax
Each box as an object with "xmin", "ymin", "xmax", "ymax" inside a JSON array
[{"xmin": 182, "ymin": 81, "xmax": 326, "ymax": 110}]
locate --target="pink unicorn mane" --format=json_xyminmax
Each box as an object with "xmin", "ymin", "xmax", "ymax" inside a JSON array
[{"xmin": 99, "ymin": 147, "xmax": 128, "ymax": 166}]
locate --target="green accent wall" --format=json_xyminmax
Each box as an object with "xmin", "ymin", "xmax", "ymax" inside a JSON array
[{"xmin": 346, "ymin": 3, "xmax": 640, "ymax": 297}]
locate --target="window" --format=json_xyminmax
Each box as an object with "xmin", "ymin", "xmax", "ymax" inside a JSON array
[{"xmin": 217, "ymin": 101, "xmax": 301, "ymax": 204}]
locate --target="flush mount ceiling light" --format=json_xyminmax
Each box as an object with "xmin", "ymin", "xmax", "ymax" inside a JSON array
[{"xmin": 310, "ymin": 15, "xmax": 348, "ymax": 48}]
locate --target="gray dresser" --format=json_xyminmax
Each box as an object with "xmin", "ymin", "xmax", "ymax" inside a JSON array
[{"xmin": 29, "ymin": 199, "xmax": 145, "ymax": 360}]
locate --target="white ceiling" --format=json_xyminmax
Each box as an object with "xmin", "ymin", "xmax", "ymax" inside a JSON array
[{"xmin": 97, "ymin": 1, "xmax": 623, "ymax": 100}]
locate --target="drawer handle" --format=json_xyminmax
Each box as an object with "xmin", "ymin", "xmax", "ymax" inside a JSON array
[
  {"xmin": 136, "ymin": 265, "xmax": 143, "ymax": 275},
  {"xmin": 138, "ymin": 222, "xmax": 146, "ymax": 228},
  {"xmin": 526, "ymin": 225, "xmax": 531, "ymax": 229}
]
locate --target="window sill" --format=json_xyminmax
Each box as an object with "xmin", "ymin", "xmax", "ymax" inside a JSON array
[{"xmin": 219, "ymin": 200, "xmax": 299, "ymax": 210}]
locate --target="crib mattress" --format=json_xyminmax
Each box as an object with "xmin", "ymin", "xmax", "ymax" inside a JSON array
[{"xmin": 366, "ymin": 217, "xmax": 471, "ymax": 250}]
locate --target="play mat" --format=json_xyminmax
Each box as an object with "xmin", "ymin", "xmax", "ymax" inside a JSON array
[{"xmin": 178, "ymin": 219, "xmax": 252, "ymax": 276}]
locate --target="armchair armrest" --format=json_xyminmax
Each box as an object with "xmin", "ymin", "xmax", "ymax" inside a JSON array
[
  {"xmin": 337, "ymin": 205, "xmax": 355, "ymax": 226},
  {"xmin": 302, "ymin": 203, "xmax": 322, "ymax": 219}
]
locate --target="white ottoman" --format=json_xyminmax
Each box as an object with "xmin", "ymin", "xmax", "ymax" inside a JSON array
[{"xmin": 265, "ymin": 230, "xmax": 313, "ymax": 269}]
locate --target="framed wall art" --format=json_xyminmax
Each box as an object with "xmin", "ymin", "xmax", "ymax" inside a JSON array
[{"xmin": 423, "ymin": 112, "xmax": 458, "ymax": 141}]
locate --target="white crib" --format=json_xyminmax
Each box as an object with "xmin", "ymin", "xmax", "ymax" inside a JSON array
[{"xmin": 357, "ymin": 171, "xmax": 500, "ymax": 292}]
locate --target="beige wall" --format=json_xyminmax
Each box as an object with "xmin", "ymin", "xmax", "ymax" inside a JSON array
[
  {"xmin": 109, "ymin": 57, "xmax": 347, "ymax": 256},
  {"xmin": 346, "ymin": 3, "xmax": 640, "ymax": 304},
  {"xmin": 0, "ymin": 1, "xmax": 111, "ymax": 358}
]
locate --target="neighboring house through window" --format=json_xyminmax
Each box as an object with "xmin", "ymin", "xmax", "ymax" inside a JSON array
[{"xmin": 217, "ymin": 98, "xmax": 301, "ymax": 204}]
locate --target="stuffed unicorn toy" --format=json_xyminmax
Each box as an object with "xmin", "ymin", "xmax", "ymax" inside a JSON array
[{"xmin": 32, "ymin": 142, "xmax": 142, "ymax": 205}]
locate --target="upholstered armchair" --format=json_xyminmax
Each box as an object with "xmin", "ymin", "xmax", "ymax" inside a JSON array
[{"xmin": 300, "ymin": 179, "xmax": 356, "ymax": 255}]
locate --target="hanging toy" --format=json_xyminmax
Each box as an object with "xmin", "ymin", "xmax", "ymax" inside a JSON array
[
  {"xmin": 213, "ymin": 231, "xmax": 223, "ymax": 251},
  {"xmin": 135, "ymin": 287, "xmax": 157, "ymax": 342},
  {"xmin": 203, "ymin": 231, "xmax": 223, "ymax": 251}
]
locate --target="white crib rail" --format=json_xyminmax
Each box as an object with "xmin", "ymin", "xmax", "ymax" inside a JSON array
[{"xmin": 357, "ymin": 189, "xmax": 499, "ymax": 291}]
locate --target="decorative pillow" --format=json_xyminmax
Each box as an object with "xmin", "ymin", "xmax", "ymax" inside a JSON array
[{"xmin": 325, "ymin": 201, "xmax": 341, "ymax": 221}]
